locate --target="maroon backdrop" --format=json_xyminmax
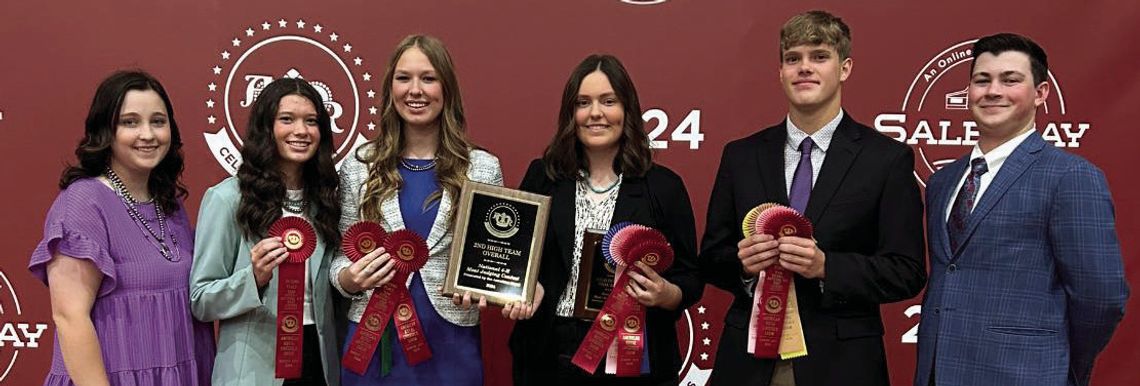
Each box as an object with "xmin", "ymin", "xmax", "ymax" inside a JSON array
[{"xmin": 1, "ymin": 1, "xmax": 1137, "ymax": 385}]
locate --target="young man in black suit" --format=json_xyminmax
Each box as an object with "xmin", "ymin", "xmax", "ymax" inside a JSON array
[{"xmin": 701, "ymin": 10, "xmax": 926, "ymax": 386}]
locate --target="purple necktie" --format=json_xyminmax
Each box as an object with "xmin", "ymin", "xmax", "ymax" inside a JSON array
[
  {"xmin": 948, "ymin": 157, "xmax": 988, "ymax": 251},
  {"xmin": 789, "ymin": 137, "xmax": 815, "ymax": 213}
]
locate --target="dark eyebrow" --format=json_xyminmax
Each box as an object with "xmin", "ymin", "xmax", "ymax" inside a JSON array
[{"xmin": 578, "ymin": 92, "xmax": 617, "ymax": 98}]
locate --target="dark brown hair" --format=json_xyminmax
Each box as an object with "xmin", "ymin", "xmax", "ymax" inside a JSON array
[
  {"xmin": 543, "ymin": 54, "xmax": 652, "ymax": 181},
  {"xmin": 970, "ymin": 32, "xmax": 1049, "ymax": 85},
  {"xmin": 59, "ymin": 70, "xmax": 187, "ymax": 214},
  {"xmin": 235, "ymin": 78, "xmax": 341, "ymax": 244}
]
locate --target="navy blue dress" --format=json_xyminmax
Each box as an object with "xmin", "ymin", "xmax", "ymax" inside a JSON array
[{"xmin": 341, "ymin": 158, "xmax": 484, "ymax": 385}]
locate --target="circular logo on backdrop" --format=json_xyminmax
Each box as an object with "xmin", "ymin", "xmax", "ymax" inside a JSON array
[
  {"xmin": 874, "ymin": 39, "xmax": 1091, "ymax": 186},
  {"xmin": 484, "ymin": 203, "xmax": 520, "ymax": 239},
  {"xmin": 0, "ymin": 270, "xmax": 50, "ymax": 382},
  {"xmin": 202, "ymin": 18, "xmax": 379, "ymax": 174},
  {"xmin": 676, "ymin": 303, "xmax": 720, "ymax": 385}
]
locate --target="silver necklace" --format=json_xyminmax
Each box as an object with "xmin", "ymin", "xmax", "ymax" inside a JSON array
[
  {"xmin": 581, "ymin": 171, "xmax": 622, "ymax": 194},
  {"xmin": 400, "ymin": 158, "xmax": 437, "ymax": 171},
  {"xmin": 105, "ymin": 169, "xmax": 177, "ymax": 261},
  {"xmin": 282, "ymin": 198, "xmax": 306, "ymax": 215}
]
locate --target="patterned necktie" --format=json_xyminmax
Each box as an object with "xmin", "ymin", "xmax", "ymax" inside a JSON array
[
  {"xmin": 789, "ymin": 137, "xmax": 815, "ymax": 213},
  {"xmin": 947, "ymin": 157, "xmax": 988, "ymax": 251}
]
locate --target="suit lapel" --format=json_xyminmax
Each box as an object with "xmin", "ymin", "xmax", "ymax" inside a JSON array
[
  {"xmin": 756, "ymin": 125, "xmax": 790, "ymax": 206},
  {"xmin": 612, "ymin": 176, "xmax": 645, "ymax": 225},
  {"xmin": 308, "ymin": 239, "xmax": 326, "ymax": 292},
  {"xmin": 425, "ymin": 189, "xmax": 451, "ymax": 250},
  {"xmin": 551, "ymin": 178, "xmax": 576, "ymax": 273},
  {"xmin": 380, "ymin": 191, "xmax": 406, "ymax": 231},
  {"xmin": 953, "ymin": 133, "xmax": 1046, "ymax": 259},
  {"xmin": 804, "ymin": 115, "xmax": 861, "ymax": 223}
]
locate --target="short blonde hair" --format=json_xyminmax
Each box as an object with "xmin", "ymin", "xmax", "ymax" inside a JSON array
[{"xmin": 780, "ymin": 10, "xmax": 851, "ymax": 60}]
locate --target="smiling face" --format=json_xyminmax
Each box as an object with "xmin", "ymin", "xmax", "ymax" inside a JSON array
[
  {"xmin": 273, "ymin": 94, "xmax": 320, "ymax": 173},
  {"xmin": 109, "ymin": 89, "xmax": 171, "ymax": 178},
  {"xmin": 779, "ymin": 44, "xmax": 851, "ymax": 114},
  {"xmin": 391, "ymin": 47, "xmax": 444, "ymax": 131},
  {"xmin": 574, "ymin": 70, "xmax": 624, "ymax": 154},
  {"xmin": 968, "ymin": 51, "xmax": 1049, "ymax": 150}
]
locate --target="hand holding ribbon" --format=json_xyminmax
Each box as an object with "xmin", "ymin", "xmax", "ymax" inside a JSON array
[
  {"xmin": 267, "ymin": 217, "xmax": 317, "ymax": 379},
  {"xmin": 743, "ymin": 204, "xmax": 812, "ymax": 360},
  {"xmin": 572, "ymin": 224, "xmax": 674, "ymax": 376},
  {"xmin": 341, "ymin": 224, "xmax": 432, "ymax": 375}
]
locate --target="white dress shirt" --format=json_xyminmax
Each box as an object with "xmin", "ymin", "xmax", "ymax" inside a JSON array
[{"xmin": 944, "ymin": 128, "xmax": 1037, "ymax": 221}]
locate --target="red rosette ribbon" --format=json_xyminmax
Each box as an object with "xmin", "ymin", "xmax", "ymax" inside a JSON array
[
  {"xmin": 341, "ymin": 221, "xmax": 387, "ymax": 262},
  {"xmin": 572, "ymin": 225, "xmax": 673, "ymax": 377},
  {"xmin": 747, "ymin": 205, "xmax": 813, "ymax": 358},
  {"xmin": 755, "ymin": 206, "xmax": 813, "ymax": 239},
  {"xmin": 267, "ymin": 217, "xmax": 317, "ymax": 379},
  {"xmin": 342, "ymin": 229, "xmax": 432, "ymax": 375}
]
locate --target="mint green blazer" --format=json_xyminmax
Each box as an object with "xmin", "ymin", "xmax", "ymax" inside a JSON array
[{"xmin": 189, "ymin": 177, "xmax": 340, "ymax": 386}]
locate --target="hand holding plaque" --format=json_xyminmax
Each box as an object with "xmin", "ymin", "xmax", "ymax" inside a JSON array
[
  {"xmin": 443, "ymin": 181, "xmax": 550, "ymax": 306},
  {"xmin": 743, "ymin": 203, "xmax": 811, "ymax": 360},
  {"xmin": 267, "ymin": 217, "xmax": 317, "ymax": 379}
]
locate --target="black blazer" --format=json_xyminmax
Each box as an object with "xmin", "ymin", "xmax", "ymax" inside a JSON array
[
  {"xmin": 700, "ymin": 113, "xmax": 926, "ymax": 386},
  {"xmin": 510, "ymin": 159, "xmax": 703, "ymax": 385}
]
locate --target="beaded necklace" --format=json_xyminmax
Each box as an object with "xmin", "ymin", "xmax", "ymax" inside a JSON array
[
  {"xmin": 105, "ymin": 169, "xmax": 177, "ymax": 261},
  {"xmin": 400, "ymin": 158, "xmax": 437, "ymax": 171},
  {"xmin": 580, "ymin": 170, "xmax": 622, "ymax": 194}
]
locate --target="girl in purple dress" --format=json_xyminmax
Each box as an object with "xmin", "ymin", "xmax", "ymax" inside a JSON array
[
  {"xmin": 28, "ymin": 70, "xmax": 216, "ymax": 385},
  {"xmin": 331, "ymin": 35, "xmax": 503, "ymax": 386}
]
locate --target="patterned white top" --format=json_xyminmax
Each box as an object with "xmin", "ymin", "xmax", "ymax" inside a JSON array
[{"xmin": 555, "ymin": 175, "xmax": 622, "ymax": 317}]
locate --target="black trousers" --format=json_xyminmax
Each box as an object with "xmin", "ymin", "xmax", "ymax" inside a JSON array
[{"xmin": 282, "ymin": 324, "xmax": 327, "ymax": 386}]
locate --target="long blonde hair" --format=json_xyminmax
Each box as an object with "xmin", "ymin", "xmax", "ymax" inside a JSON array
[{"xmin": 357, "ymin": 35, "xmax": 473, "ymax": 223}]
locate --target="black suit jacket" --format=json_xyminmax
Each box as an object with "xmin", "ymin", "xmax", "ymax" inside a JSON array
[
  {"xmin": 700, "ymin": 113, "xmax": 926, "ymax": 386},
  {"xmin": 510, "ymin": 159, "xmax": 703, "ymax": 385}
]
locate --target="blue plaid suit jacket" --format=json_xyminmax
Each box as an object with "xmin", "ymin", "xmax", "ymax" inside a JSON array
[{"xmin": 915, "ymin": 133, "xmax": 1128, "ymax": 386}]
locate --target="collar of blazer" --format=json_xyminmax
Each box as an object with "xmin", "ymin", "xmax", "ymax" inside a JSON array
[
  {"xmin": 549, "ymin": 172, "xmax": 649, "ymax": 272},
  {"xmin": 941, "ymin": 132, "xmax": 1047, "ymax": 260},
  {"xmin": 753, "ymin": 111, "xmax": 865, "ymax": 224}
]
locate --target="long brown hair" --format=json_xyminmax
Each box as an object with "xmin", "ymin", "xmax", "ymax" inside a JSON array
[
  {"xmin": 235, "ymin": 78, "xmax": 341, "ymax": 244},
  {"xmin": 357, "ymin": 34, "xmax": 475, "ymax": 222},
  {"xmin": 543, "ymin": 54, "xmax": 652, "ymax": 181}
]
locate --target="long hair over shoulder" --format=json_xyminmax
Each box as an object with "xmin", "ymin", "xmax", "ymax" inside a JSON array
[
  {"xmin": 356, "ymin": 34, "xmax": 475, "ymax": 223},
  {"xmin": 235, "ymin": 78, "xmax": 341, "ymax": 244}
]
